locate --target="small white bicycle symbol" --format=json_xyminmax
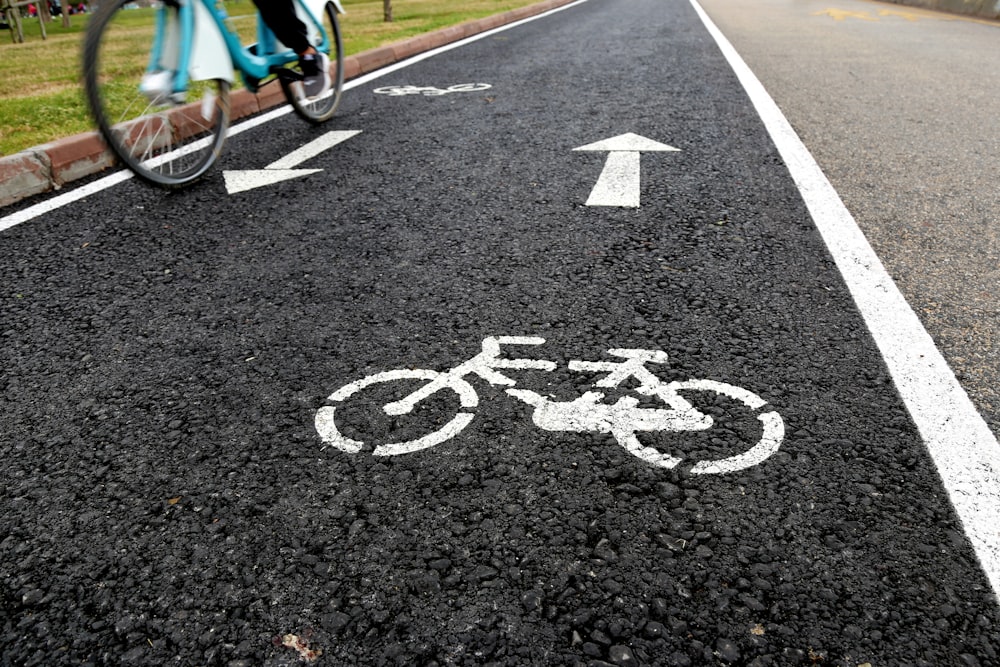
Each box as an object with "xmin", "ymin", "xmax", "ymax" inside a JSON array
[
  {"xmin": 372, "ymin": 83, "xmax": 492, "ymax": 96},
  {"xmin": 315, "ymin": 336, "xmax": 785, "ymax": 474}
]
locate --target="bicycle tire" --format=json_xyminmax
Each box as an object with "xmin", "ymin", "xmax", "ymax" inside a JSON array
[
  {"xmin": 82, "ymin": 0, "xmax": 230, "ymax": 188},
  {"xmin": 281, "ymin": 2, "xmax": 344, "ymax": 124}
]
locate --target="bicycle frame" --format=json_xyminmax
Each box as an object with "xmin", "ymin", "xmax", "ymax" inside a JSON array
[{"xmin": 148, "ymin": 0, "xmax": 344, "ymax": 98}]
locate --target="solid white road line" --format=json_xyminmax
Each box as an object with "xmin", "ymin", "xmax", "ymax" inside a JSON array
[{"xmin": 688, "ymin": 0, "xmax": 1000, "ymax": 601}]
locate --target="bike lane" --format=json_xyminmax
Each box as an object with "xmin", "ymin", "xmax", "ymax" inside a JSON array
[{"xmin": 2, "ymin": 0, "xmax": 999, "ymax": 665}]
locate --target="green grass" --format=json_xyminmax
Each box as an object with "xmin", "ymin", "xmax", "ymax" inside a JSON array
[{"xmin": 0, "ymin": 0, "xmax": 545, "ymax": 156}]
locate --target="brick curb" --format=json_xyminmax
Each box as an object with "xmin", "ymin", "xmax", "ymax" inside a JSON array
[{"xmin": 0, "ymin": 0, "xmax": 578, "ymax": 209}]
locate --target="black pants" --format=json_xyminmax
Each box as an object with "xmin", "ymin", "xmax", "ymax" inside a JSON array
[{"xmin": 252, "ymin": 0, "xmax": 310, "ymax": 54}]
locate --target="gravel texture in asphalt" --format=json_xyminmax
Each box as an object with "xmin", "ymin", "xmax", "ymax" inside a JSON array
[{"xmin": 2, "ymin": 0, "xmax": 998, "ymax": 665}]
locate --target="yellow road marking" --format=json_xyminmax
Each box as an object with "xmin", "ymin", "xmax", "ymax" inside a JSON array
[
  {"xmin": 814, "ymin": 4, "xmax": 969, "ymax": 22},
  {"xmin": 813, "ymin": 8, "xmax": 879, "ymax": 20},
  {"xmin": 879, "ymin": 8, "xmax": 924, "ymax": 19}
]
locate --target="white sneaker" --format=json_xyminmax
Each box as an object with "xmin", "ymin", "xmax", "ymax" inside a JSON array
[
  {"xmin": 300, "ymin": 52, "xmax": 331, "ymax": 99},
  {"xmin": 139, "ymin": 70, "xmax": 174, "ymax": 105}
]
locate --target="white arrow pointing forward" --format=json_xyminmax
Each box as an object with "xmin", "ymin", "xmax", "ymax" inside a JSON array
[
  {"xmin": 224, "ymin": 130, "xmax": 362, "ymax": 195},
  {"xmin": 573, "ymin": 132, "xmax": 680, "ymax": 208}
]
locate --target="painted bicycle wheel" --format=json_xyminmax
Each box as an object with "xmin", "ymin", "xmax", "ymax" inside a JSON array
[
  {"xmin": 315, "ymin": 369, "xmax": 478, "ymax": 456},
  {"xmin": 654, "ymin": 379, "xmax": 785, "ymax": 474},
  {"xmin": 82, "ymin": 0, "xmax": 230, "ymax": 188}
]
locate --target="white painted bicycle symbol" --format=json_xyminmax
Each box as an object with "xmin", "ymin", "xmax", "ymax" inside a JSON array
[
  {"xmin": 372, "ymin": 83, "xmax": 492, "ymax": 96},
  {"xmin": 315, "ymin": 336, "xmax": 785, "ymax": 474}
]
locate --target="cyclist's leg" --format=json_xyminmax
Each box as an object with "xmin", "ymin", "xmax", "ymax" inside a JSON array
[
  {"xmin": 253, "ymin": 0, "xmax": 332, "ymax": 102},
  {"xmin": 279, "ymin": 1, "xmax": 344, "ymax": 123},
  {"xmin": 251, "ymin": 0, "xmax": 310, "ymax": 54}
]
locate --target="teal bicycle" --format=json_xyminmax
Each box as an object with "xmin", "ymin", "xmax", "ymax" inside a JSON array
[{"xmin": 82, "ymin": 0, "xmax": 345, "ymax": 188}]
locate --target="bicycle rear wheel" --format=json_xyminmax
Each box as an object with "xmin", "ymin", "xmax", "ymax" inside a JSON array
[
  {"xmin": 315, "ymin": 369, "xmax": 478, "ymax": 456},
  {"xmin": 281, "ymin": 2, "xmax": 344, "ymax": 124},
  {"xmin": 82, "ymin": 0, "xmax": 230, "ymax": 188}
]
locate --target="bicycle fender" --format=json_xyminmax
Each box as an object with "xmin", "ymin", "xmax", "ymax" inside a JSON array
[{"xmin": 188, "ymin": 0, "xmax": 234, "ymax": 83}]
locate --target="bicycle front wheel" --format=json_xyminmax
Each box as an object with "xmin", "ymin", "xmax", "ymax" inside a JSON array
[
  {"xmin": 315, "ymin": 369, "xmax": 478, "ymax": 457},
  {"xmin": 282, "ymin": 2, "xmax": 344, "ymax": 124},
  {"xmin": 82, "ymin": 0, "xmax": 230, "ymax": 188}
]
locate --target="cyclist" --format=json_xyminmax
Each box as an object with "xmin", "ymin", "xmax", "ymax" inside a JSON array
[
  {"xmin": 252, "ymin": 0, "xmax": 330, "ymax": 98},
  {"xmin": 139, "ymin": 0, "xmax": 331, "ymax": 104}
]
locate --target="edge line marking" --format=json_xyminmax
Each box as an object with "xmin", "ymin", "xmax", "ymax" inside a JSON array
[{"xmin": 688, "ymin": 0, "xmax": 1000, "ymax": 600}]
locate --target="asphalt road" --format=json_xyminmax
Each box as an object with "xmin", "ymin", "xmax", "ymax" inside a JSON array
[{"xmin": 2, "ymin": 0, "xmax": 999, "ymax": 665}]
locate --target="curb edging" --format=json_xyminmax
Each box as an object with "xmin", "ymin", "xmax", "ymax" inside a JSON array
[{"xmin": 0, "ymin": 0, "xmax": 578, "ymax": 209}]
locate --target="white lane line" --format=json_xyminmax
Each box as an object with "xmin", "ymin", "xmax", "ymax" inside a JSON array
[
  {"xmin": 0, "ymin": 171, "xmax": 133, "ymax": 233},
  {"xmin": 688, "ymin": 0, "xmax": 1000, "ymax": 600},
  {"xmin": 0, "ymin": 0, "xmax": 589, "ymax": 233}
]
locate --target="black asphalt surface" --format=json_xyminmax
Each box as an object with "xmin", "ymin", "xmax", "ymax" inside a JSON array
[{"xmin": 2, "ymin": 0, "xmax": 999, "ymax": 665}]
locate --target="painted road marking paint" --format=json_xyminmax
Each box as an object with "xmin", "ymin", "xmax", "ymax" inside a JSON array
[
  {"xmin": 264, "ymin": 130, "xmax": 361, "ymax": 169},
  {"xmin": 315, "ymin": 336, "xmax": 784, "ymax": 473},
  {"xmin": 813, "ymin": 7, "xmax": 953, "ymax": 21},
  {"xmin": 574, "ymin": 133, "xmax": 680, "ymax": 208},
  {"xmin": 223, "ymin": 168, "xmax": 323, "ymax": 194},
  {"xmin": 373, "ymin": 83, "xmax": 492, "ymax": 96},
  {"xmin": 223, "ymin": 130, "xmax": 361, "ymax": 194},
  {"xmin": 689, "ymin": 0, "xmax": 1000, "ymax": 600},
  {"xmin": 813, "ymin": 8, "xmax": 878, "ymax": 21}
]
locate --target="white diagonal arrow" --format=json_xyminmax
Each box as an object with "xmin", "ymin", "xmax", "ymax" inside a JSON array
[
  {"xmin": 223, "ymin": 130, "xmax": 362, "ymax": 194},
  {"xmin": 573, "ymin": 132, "xmax": 680, "ymax": 208}
]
